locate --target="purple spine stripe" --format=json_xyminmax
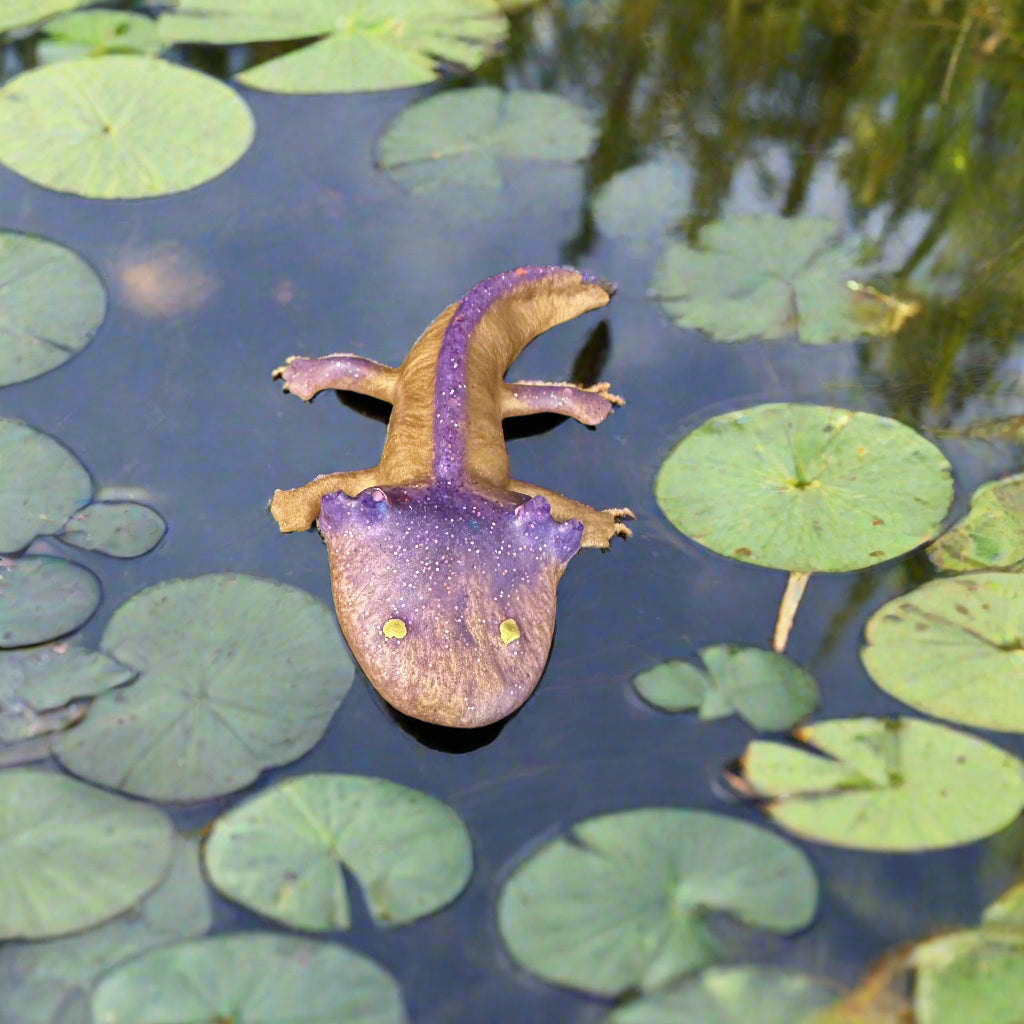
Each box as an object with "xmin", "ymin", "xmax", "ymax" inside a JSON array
[{"xmin": 432, "ymin": 265, "xmax": 588, "ymax": 482}]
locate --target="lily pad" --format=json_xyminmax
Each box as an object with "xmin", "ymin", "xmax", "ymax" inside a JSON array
[
  {"xmin": 655, "ymin": 403, "xmax": 953, "ymax": 572},
  {"xmin": 0, "ymin": 419, "xmax": 92, "ymax": 552},
  {"xmin": 0, "ymin": 769, "xmax": 173, "ymax": 940},
  {"xmin": 927, "ymin": 473, "xmax": 1024, "ymax": 572},
  {"xmin": 38, "ymin": 10, "xmax": 163, "ymax": 61},
  {"xmin": 0, "ymin": 0, "xmax": 86, "ymax": 34},
  {"xmin": 159, "ymin": 0, "xmax": 506, "ymax": 94},
  {"xmin": 0, "ymin": 557, "xmax": 100, "ymax": 648},
  {"xmin": 0, "ymin": 642, "xmax": 134, "ymax": 743},
  {"xmin": 606, "ymin": 966, "xmax": 836, "ymax": 1024},
  {"xmin": 58, "ymin": 501, "xmax": 166, "ymax": 557},
  {"xmin": 862, "ymin": 572, "xmax": 1024, "ymax": 732},
  {"xmin": 732, "ymin": 717, "xmax": 1024, "ymax": 851},
  {"xmin": 496, "ymin": 808, "xmax": 817, "ymax": 996},
  {"xmin": 983, "ymin": 880, "xmax": 1024, "ymax": 927},
  {"xmin": 593, "ymin": 160, "xmax": 690, "ymax": 243},
  {"xmin": 0, "ymin": 835, "xmax": 211, "ymax": 1024},
  {"xmin": 0, "ymin": 233, "xmax": 107, "ymax": 387},
  {"xmin": 0, "ymin": 56, "xmax": 254, "ymax": 199},
  {"xmin": 651, "ymin": 215, "xmax": 871, "ymax": 344},
  {"xmin": 90, "ymin": 932, "xmax": 408, "ymax": 1024},
  {"xmin": 376, "ymin": 86, "xmax": 597, "ymax": 192},
  {"xmin": 633, "ymin": 645, "xmax": 818, "ymax": 731},
  {"xmin": 205, "ymin": 773, "xmax": 472, "ymax": 930},
  {"xmin": 53, "ymin": 574, "xmax": 353, "ymax": 801}
]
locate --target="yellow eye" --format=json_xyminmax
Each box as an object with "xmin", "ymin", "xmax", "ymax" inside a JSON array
[
  {"xmin": 499, "ymin": 618, "xmax": 520, "ymax": 645},
  {"xmin": 382, "ymin": 618, "xmax": 407, "ymax": 639}
]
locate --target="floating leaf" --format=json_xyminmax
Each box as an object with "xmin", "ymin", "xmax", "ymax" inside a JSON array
[
  {"xmin": 634, "ymin": 646, "xmax": 818, "ymax": 731},
  {"xmin": 38, "ymin": 9, "xmax": 162, "ymax": 61},
  {"xmin": 0, "ymin": 557, "xmax": 100, "ymax": 648},
  {"xmin": 0, "ymin": 419, "xmax": 92, "ymax": 552},
  {"xmin": 0, "ymin": 0, "xmax": 87, "ymax": 33},
  {"xmin": 606, "ymin": 966, "xmax": 836, "ymax": 1024},
  {"xmin": 497, "ymin": 808, "xmax": 817, "ymax": 996},
  {"xmin": 651, "ymin": 215, "xmax": 874, "ymax": 343},
  {"xmin": 58, "ymin": 502, "xmax": 166, "ymax": 558},
  {"xmin": 0, "ymin": 769, "xmax": 173, "ymax": 940},
  {"xmin": 862, "ymin": 572, "xmax": 1024, "ymax": 732},
  {"xmin": 91, "ymin": 932, "xmax": 408, "ymax": 1024},
  {"xmin": 0, "ymin": 233, "xmax": 107, "ymax": 387},
  {"xmin": 376, "ymin": 86, "xmax": 597, "ymax": 192},
  {"xmin": 913, "ymin": 929, "xmax": 1024, "ymax": 1024},
  {"xmin": 983, "ymin": 880, "xmax": 1024, "ymax": 927},
  {"xmin": 927, "ymin": 473, "xmax": 1024, "ymax": 572},
  {"xmin": 655, "ymin": 404, "xmax": 952, "ymax": 572},
  {"xmin": 0, "ymin": 835, "xmax": 211, "ymax": 1024},
  {"xmin": 732, "ymin": 717, "xmax": 1024, "ymax": 851},
  {"xmin": 159, "ymin": 0, "xmax": 506, "ymax": 94},
  {"xmin": 205, "ymin": 773, "xmax": 472, "ymax": 930},
  {"xmin": 592, "ymin": 160, "xmax": 690, "ymax": 243},
  {"xmin": 0, "ymin": 642, "xmax": 134, "ymax": 743},
  {"xmin": 54, "ymin": 574, "xmax": 353, "ymax": 800},
  {"xmin": 0, "ymin": 56, "xmax": 254, "ymax": 199}
]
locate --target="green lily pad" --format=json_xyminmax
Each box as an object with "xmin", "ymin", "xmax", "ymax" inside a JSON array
[
  {"xmin": 913, "ymin": 929, "xmax": 1024, "ymax": 1024},
  {"xmin": 0, "ymin": 835, "xmax": 211, "ymax": 1024},
  {"xmin": 376, "ymin": 86, "xmax": 597, "ymax": 192},
  {"xmin": 651, "ymin": 215, "xmax": 872, "ymax": 344},
  {"xmin": 158, "ymin": 0, "xmax": 506, "ymax": 94},
  {"xmin": 0, "ymin": 557, "xmax": 100, "ymax": 648},
  {"xmin": 496, "ymin": 808, "xmax": 817, "ymax": 997},
  {"xmin": 0, "ymin": 233, "xmax": 107, "ymax": 387},
  {"xmin": 0, "ymin": 769, "xmax": 173, "ymax": 940},
  {"xmin": 0, "ymin": 56, "xmax": 254, "ymax": 199},
  {"xmin": 634, "ymin": 645, "xmax": 818, "ymax": 731},
  {"xmin": 927, "ymin": 473, "xmax": 1024, "ymax": 572},
  {"xmin": 983, "ymin": 880, "xmax": 1024, "ymax": 927},
  {"xmin": 592, "ymin": 160, "xmax": 690, "ymax": 243},
  {"xmin": 205, "ymin": 773, "xmax": 473, "ymax": 930},
  {"xmin": 91, "ymin": 932, "xmax": 408, "ymax": 1024},
  {"xmin": 0, "ymin": 419, "xmax": 92, "ymax": 552},
  {"xmin": 58, "ymin": 501, "xmax": 166, "ymax": 558},
  {"xmin": 862, "ymin": 572, "xmax": 1024, "ymax": 732},
  {"xmin": 606, "ymin": 966, "xmax": 836, "ymax": 1024},
  {"xmin": 0, "ymin": 642, "xmax": 134, "ymax": 743},
  {"xmin": 732, "ymin": 717, "xmax": 1024, "ymax": 851},
  {"xmin": 655, "ymin": 403, "xmax": 953, "ymax": 572},
  {"xmin": 38, "ymin": 10, "xmax": 163, "ymax": 61},
  {"xmin": 0, "ymin": 0, "xmax": 86, "ymax": 34},
  {"xmin": 53, "ymin": 573, "xmax": 353, "ymax": 801}
]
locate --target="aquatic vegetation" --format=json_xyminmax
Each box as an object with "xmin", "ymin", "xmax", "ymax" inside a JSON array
[
  {"xmin": 0, "ymin": 556, "xmax": 100, "ymax": 648},
  {"xmin": 0, "ymin": 0, "xmax": 87, "ymax": 34},
  {"xmin": 37, "ymin": 9, "xmax": 161, "ymax": 60},
  {"xmin": 592, "ymin": 159, "xmax": 691, "ymax": 244},
  {"xmin": 58, "ymin": 501, "xmax": 166, "ymax": 557}
]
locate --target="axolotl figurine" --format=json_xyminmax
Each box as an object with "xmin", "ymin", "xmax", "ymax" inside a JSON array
[{"xmin": 270, "ymin": 266, "xmax": 631, "ymax": 728}]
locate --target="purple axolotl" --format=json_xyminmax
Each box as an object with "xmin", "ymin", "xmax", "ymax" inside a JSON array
[{"xmin": 269, "ymin": 266, "xmax": 632, "ymax": 728}]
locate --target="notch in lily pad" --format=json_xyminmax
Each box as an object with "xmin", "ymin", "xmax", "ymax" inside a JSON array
[
  {"xmin": 496, "ymin": 808, "xmax": 817, "ymax": 996},
  {"xmin": 204, "ymin": 773, "xmax": 473, "ymax": 931},
  {"xmin": 655, "ymin": 403, "xmax": 953, "ymax": 652},
  {"xmin": 727, "ymin": 717, "xmax": 1024, "ymax": 851},
  {"xmin": 633, "ymin": 645, "xmax": 818, "ymax": 731}
]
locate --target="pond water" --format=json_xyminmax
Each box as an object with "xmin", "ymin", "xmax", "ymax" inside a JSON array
[{"xmin": 3, "ymin": 2, "xmax": 1024, "ymax": 1022}]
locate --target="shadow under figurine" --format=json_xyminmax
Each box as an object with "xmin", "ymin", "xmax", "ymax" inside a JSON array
[{"xmin": 269, "ymin": 265, "xmax": 632, "ymax": 728}]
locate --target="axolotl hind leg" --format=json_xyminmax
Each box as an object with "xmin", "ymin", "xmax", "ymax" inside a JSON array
[
  {"xmin": 270, "ymin": 468, "xmax": 382, "ymax": 533},
  {"xmin": 501, "ymin": 380, "xmax": 624, "ymax": 426},
  {"xmin": 510, "ymin": 479, "xmax": 633, "ymax": 550}
]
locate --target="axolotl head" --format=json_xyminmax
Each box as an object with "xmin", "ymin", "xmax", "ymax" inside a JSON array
[{"xmin": 317, "ymin": 485, "xmax": 583, "ymax": 728}]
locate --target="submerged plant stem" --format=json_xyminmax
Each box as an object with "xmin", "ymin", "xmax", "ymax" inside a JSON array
[{"xmin": 773, "ymin": 571, "xmax": 812, "ymax": 653}]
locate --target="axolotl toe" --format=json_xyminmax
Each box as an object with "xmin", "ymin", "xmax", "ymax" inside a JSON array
[{"xmin": 270, "ymin": 266, "xmax": 632, "ymax": 728}]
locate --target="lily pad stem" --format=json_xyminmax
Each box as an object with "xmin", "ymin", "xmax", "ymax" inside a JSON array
[{"xmin": 773, "ymin": 571, "xmax": 812, "ymax": 653}]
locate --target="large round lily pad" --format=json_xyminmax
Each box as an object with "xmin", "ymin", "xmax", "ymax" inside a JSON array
[
  {"xmin": 376, "ymin": 86, "xmax": 597, "ymax": 192},
  {"xmin": 205, "ymin": 773, "xmax": 473, "ymax": 930},
  {"xmin": 497, "ymin": 808, "xmax": 817, "ymax": 996},
  {"xmin": 53, "ymin": 574, "xmax": 353, "ymax": 801},
  {"xmin": 927, "ymin": 473, "xmax": 1024, "ymax": 572},
  {"xmin": 90, "ymin": 932, "xmax": 408, "ymax": 1024},
  {"xmin": 0, "ymin": 0, "xmax": 86, "ymax": 34},
  {"xmin": 0, "ymin": 56, "xmax": 254, "ymax": 199},
  {"xmin": 58, "ymin": 501, "xmax": 166, "ymax": 557},
  {"xmin": 0, "ymin": 419, "xmax": 92, "ymax": 552},
  {"xmin": 655, "ymin": 404, "xmax": 953, "ymax": 572},
  {"xmin": 159, "ymin": 0, "xmax": 506, "ymax": 94},
  {"xmin": 0, "ymin": 769, "xmax": 173, "ymax": 940},
  {"xmin": 0, "ymin": 557, "xmax": 100, "ymax": 648},
  {"xmin": 0, "ymin": 233, "xmax": 106, "ymax": 387},
  {"xmin": 732, "ymin": 717, "xmax": 1024, "ymax": 851},
  {"xmin": 862, "ymin": 572, "xmax": 1024, "ymax": 732}
]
